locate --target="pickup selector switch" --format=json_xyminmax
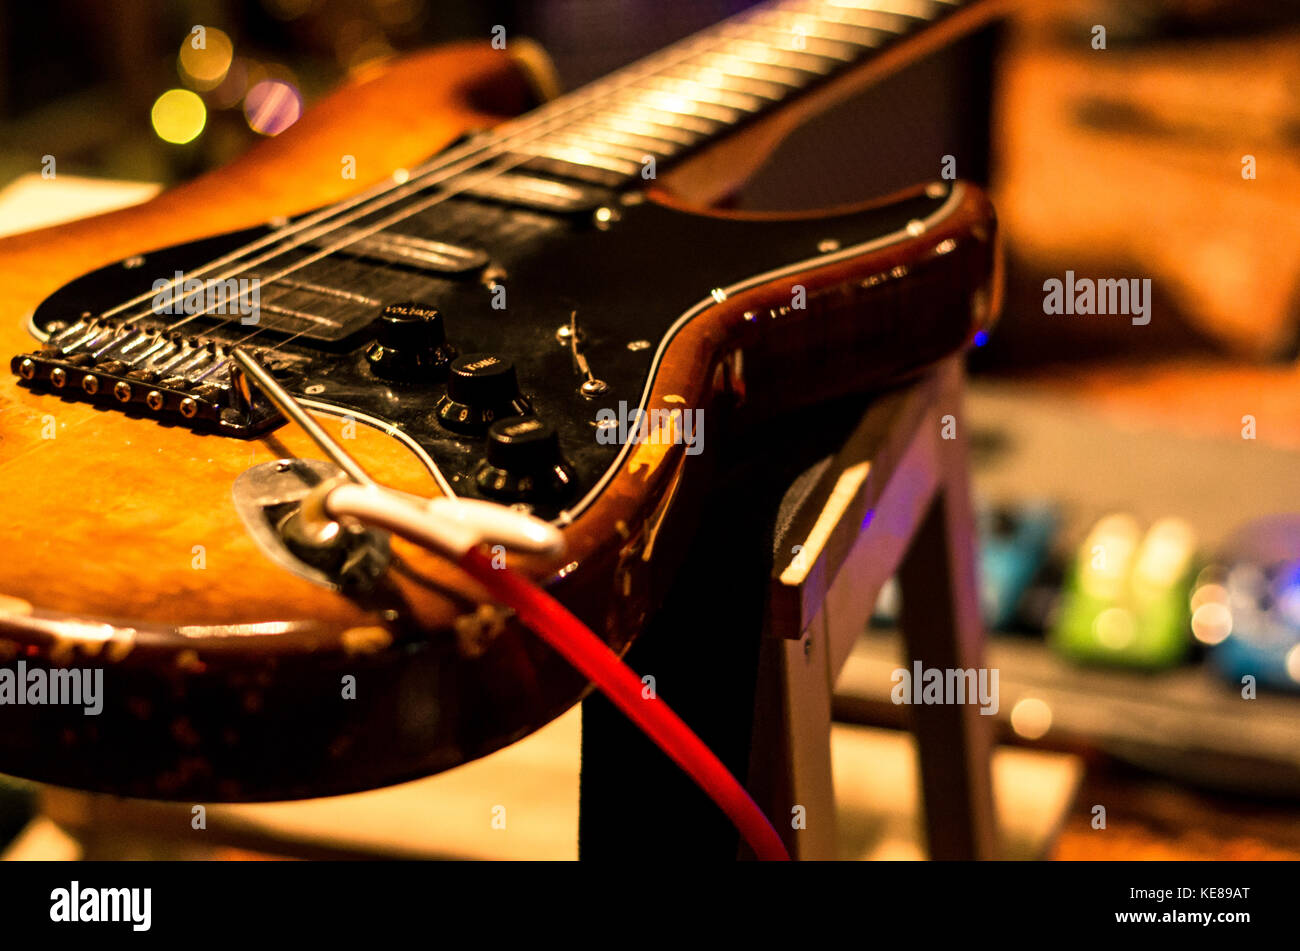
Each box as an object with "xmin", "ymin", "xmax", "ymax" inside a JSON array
[
  {"xmin": 365, "ymin": 301, "xmax": 456, "ymax": 381},
  {"xmin": 434, "ymin": 352, "xmax": 530, "ymax": 434},
  {"xmin": 474, "ymin": 416, "xmax": 575, "ymax": 501}
]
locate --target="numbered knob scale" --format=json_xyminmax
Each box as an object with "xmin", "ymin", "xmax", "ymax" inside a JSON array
[
  {"xmin": 434, "ymin": 353, "xmax": 531, "ymax": 434},
  {"xmin": 474, "ymin": 416, "xmax": 575, "ymax": 502}
]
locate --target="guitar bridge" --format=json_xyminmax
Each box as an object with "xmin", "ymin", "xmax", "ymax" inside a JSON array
[{"xmin": 10, "ymin": 318, "xmax": 289, "ymax": 436}]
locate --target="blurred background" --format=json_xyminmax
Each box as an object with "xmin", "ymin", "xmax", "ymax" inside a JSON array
[{"xmin": 3, "ymin": 0, "xmax": 1300, "ymax": 861}]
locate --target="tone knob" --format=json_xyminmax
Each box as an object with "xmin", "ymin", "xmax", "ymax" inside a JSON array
[
  {"xmin": 474, "ymin": 416, "xmax": 575, "ymax": 501},
  {"xmin": 434, "ymin": 352, "xmax": 531, "ymax": 434},
  {"xmin": 365, "ymin": 301, "xmax": 455, "ymax": 380}
]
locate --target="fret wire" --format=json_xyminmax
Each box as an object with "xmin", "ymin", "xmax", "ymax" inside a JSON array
[
  {"xmin": 597, "ymin": 103, "xmax": 721, "ymax": 137},
  {"xmin": 718, "ymin": 23, "xmax": 862, "ymax": 62},
  {"xmin": 563, "ymin": 123, "xmax": 688, "ymax": 156},
  {"xmin": 639, "ymin": 76, "xmax": 768, "ymax": 113},
  {"xmin": 715, "ymin": 37, "xmax": 841, "ymax": 74},
  {"xmin": 660, "ymin": 65, "xmax": 789, "ymax": 102},
  {"xmin": 689, "ymin": 52, "xmax": 810, "ymax": 89},
  {"xmin": 544, "ymin": 132, "xmax": 668, "ymax": 164},
  {"xmin": 824, "ymin": 0, "xmax": 950, "ymax": 18},
  {"xmin": 580, "ymin": 112, "xmax": 702, "ymax": 147},
  {"xmin": 518, "ymin": 0, "xmax": 961, "ymax": 185},
  {"xmin": 634, "ymin": 89, "xmax": 747, "ymax": 124},
  {"xmin": 748, "ymin": 9, "xmax": 889, "ymax": 47},
  {"xmin": 793, "ymin": 3, "xmax": 912, "ymax": 34}
]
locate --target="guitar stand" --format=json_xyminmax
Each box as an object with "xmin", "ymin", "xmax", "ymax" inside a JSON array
[
  {"xmin": 17, "ymin": 356, "xmax": 995, "ymax": 862},
  {"xmin": 579, "ymin": 355, "xmax": 998, "ymax": 860}
]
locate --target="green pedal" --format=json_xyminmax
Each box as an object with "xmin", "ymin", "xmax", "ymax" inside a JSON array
[{"xmin": 1051, "ymin": 513, "xmax": 1197, "ymax": 669}]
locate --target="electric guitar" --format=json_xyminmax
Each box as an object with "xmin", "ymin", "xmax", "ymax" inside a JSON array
[{"xmin": 0, "ymin": 0, "xmax": 1001, "ymax": 800}]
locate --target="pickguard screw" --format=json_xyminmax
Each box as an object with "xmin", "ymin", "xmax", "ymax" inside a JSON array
[
  {"xmin": 803, "ymin": 635, "xmax": 812, "ymax": 658},
  {"xmin": 817, "ymin": 238, "xmax": 840, "ymax": 253},
  {"xmin": 122, "ymin": 255, "xmax": 145, "ymax": 269},
  {"xmin": 581, "ymin": 379, "xmax": 609, "ymax": 398},
  {"xmin": 556, "ymin": 324, "xmax": 583, "ymax": 345},
  {"xmin": 304, "ymin": 384, "xmax": 325, "ymax": 395},
  {"xmin": 627, "ymin": 339, "xmax": 650, "ymax": 351}
]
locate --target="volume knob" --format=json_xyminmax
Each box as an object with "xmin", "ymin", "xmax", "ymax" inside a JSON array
[
  {"xmin": 365, "ymin": 301, "xmax": 455, "ymax": 380},
  {"xmin": 475, "ymin": 416, "xmax": 575, "ymax": 501},
  {"xmin": 434, "ymin": 352, "xmax": 530, "ymax": 434}
]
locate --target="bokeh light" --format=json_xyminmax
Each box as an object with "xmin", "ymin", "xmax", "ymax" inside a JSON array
[
  {"xmin": 244, "ymin": 79, "xmax": 303, "ymax": 136},
  {"xmin": 1191, "ymin": 601, "xmax": 1233, "ymax": 645},
  {"xmin": 209, "ymin": 57, "xmax": 250, "ymax": 109},
  {"xmin": 1286, "ymin": 644, "xmax": 1300, "ymax": 684},
  {"xmin": 151, "ymin": 88, "xmax": 207, "ymax": 144},
  {"xmin": 1009, "ymin": 697, "xmax": 1053, "ymax": 740},
  {"xmin": 178, "ymin": 27, "xmax": 234, "ymax": 91}
]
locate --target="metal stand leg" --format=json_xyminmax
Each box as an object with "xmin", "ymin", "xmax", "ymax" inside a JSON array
[
  {"xmin": 896, "ymin": 361, "xmax": 997, "ymax": 860},
  {"xmin": 754, "ymin": 357, "xmax": 998, "ymax": 860}
]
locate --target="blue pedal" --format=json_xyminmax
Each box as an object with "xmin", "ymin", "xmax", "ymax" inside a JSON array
[
  {"xmin": 1193, "ymin": 514, "xmax": 1300, "ymax": 693},
  {"xmin": 874, "ymin": 499, "xmax": 1059, "ymax": 631}
]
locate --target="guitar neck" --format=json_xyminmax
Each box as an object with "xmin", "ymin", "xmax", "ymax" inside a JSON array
[{"xmin": 502, "ymin": 0, "xmax": 979, "ymax": 189}]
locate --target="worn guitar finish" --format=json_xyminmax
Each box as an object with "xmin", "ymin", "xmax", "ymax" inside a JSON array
[{"xmin": 0, "ymin": 1, "xmax": 1001, "ymax": 799}]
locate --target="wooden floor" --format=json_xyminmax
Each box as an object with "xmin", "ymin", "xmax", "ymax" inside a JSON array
[
  {"xmin": 5, "ymin": 718, "xmax": 1082, "ymax": 861},
  {"xmin": 1056, "ymin": 762, "xmax": 1300, "ymax": 861}
]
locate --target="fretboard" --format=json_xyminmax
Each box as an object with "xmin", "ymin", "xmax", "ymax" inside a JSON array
[{"xmin": 498, "ymin": 0, "xmax": 970, "ymax": 188}]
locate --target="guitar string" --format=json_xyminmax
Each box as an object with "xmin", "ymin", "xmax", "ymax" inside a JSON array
[
  {"xmin": 183, "ymin": 0, "xmax": 867, "ymax": 348},
  {"xmin": 99, "ymin": 6, "xmax": 756, "ymax": 325},
  {"xmin": 71, "ymin": 0, "xmax": 930, "ymax": 343},
  {"xmin": 84, "ymin": 0, "xmax": 933, "ymax": 377},
  {"xmin": 136, "ymin": 0, "xmax": 930, "ymax": 346},
  {"xmin": 116, "ymin": 42, "xmax": 708, "ymax": 334},
  {"xmin": 217, "ymin": 0, "xmax": 906, "ymax": 351},
  {"xmin": 116, "ymin": 0, "xmax": 819, "ymax": 340}
]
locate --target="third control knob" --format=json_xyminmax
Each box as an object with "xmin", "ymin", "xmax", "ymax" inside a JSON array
[
  {"xmin": 474, "ymin": 416, "xmax": 575, "ymax": 501},
  {"xmin": 434, "ymin": 352, "xmax": 530, "ymax": 434}
]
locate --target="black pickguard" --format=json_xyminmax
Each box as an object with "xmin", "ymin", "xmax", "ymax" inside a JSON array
[{"xmin": 24, "ymin": 177, "xmax": 951, "ymax": 520}]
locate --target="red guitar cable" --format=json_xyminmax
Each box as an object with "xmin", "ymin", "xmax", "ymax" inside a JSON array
[
  {"xmin": 457, "ymin": 545, "xmax": 791, "ymax": 862},
  {"xmin": 237, "ymin": 354, "xmax": 790, "ymax": 861}
]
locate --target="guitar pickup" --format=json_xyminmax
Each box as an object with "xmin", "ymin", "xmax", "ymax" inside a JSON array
[
  {"xmin": 462, "ymin": 172, "xmax": 606, "ymax": 214},
  {"xmin": 306, "ymin": 228, "xmax": 488, "ymax": 274}
]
